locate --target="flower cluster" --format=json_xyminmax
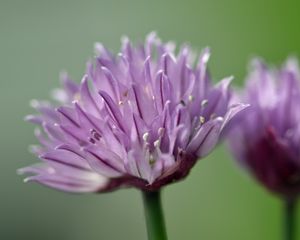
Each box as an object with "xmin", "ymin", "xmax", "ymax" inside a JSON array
[
  {"xmin": 19, "ymin": 33, "xmax": 246, "ymax": 193},
  {"xmin": 229, "ymin": 58, "xmax": 300, "ymax": 198}
]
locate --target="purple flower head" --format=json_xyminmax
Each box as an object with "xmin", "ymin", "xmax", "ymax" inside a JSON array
[
  {"xmin": 19, "ymin": 33, "xmax": 246, "ymax": 193},
  {"xmin": 229, "ymin": 57, "xmax": 300, "ymax": 198}
]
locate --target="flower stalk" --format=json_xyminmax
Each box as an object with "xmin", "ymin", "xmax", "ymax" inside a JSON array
[
  {"xmin": 142, "ymin": 190, "xmax": 168, "ymax": 240},
  {"xmin": 284, "ymin": 198, "xmax": 297, "ymax": 240}
]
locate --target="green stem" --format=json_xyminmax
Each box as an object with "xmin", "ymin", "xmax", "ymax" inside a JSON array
[
  {"xmin": 142, "ymin": 190, "xmax": 168, "ymax": 240},
  {"xmin": 284, "ymin": 198, "xmax": 297, "ymax": 240}
]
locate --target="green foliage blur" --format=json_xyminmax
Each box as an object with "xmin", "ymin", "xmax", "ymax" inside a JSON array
[{"xmin": 1, "ymin": 0, "xmax": 300, "ymax": 239}]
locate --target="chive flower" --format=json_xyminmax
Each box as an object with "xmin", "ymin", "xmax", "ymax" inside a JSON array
[{"xmin": 20, "ymin": 33, "xmax": 245, "ymax": 193}]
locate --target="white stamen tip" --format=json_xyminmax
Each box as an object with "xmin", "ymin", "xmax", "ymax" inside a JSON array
[
  {"xmin": 200, "ymin": 116, "xmax": 205, "ymax": 124},
  {"xmin": 23, "ymin": 178, "xmax": 30, "ymax": 183},
  {"xmin": 30, "ymin": 99, "xmax": 39, "ymax": 108},
  {"xmin": 154, "ymin": 139, "xmax": 161, "ymax": 148},
  {"xmin": 201, "ymin": 48, "xmax": 211, "ymax": 63},
  {"xmin": 143, "ymin": 132, "xmax": 149, "ymax": 142},
  {"xmin": 73, "ymin": 93, "xmax": 81, "ymax": 101},
  {"xmin": 201, "ymin": 99, "xmax": 208, "ymax": 107},
  {"xmin": 216, "ymin": 116, "xmax": 224, "ymax": 122},
  {"xmin": 51, "ymin": 88, "xmax": 68, "ymax": 103},
  {"xmin": 34, "ymin": 128, "xmax": 41, "ymax": 135},
  {"xmin": 188, "ymin": 95, "xmax": 194, "ymax": 102},
  {"xmin": 94, "ymin": 42, "xmax": 104, "ymax": 55}
]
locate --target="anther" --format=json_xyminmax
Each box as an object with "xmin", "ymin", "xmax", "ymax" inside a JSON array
[
  {"xmin": 201, "ymin": 99, "xmax": 208, "ymax": 107},
  {"xmin": 73, "ymin": 93, "xmax": 81, "ymax": 101},
  {"xmin": 158, "ymin": 127, "xmax": 165, "ymax": 137},
  {"xmin": 90, "ymin": 129, "xmax": 101, "ymax": 141},
  {"xmin": 154, "ymin": 139, "xmax": 161, "ymax": 148},
  {"xmin": 149, "ymin": 155, "xmax": 155, "ymax": 166},
  {"xmin": 188, "ymin": 95, "xmax": 194, "ymax": 102},
  {"xmin": 94, "ymin": 132, "xmax": 101, "ymax": 141},
  {"xmin": 199, "ymin": 116, "xmax": 205, "ymax": 124},
  {"xmin": 143, "ymin": 132, "xmax": 149, "ymax": 142}
]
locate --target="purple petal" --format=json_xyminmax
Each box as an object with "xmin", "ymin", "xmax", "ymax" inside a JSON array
[{"xmin": 187, "ymin": 117, "xmax": 223, "ymax": 157}]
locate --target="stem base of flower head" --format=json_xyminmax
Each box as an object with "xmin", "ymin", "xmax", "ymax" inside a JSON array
[
  {"xmin": 283, "ymin": 198, "xmax": 297, "ymax": 240},
  {"xmin": 142, "ymin": 190, "xmax": 168, "ymax": 240}
]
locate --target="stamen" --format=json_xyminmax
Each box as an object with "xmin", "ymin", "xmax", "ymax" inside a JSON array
[
  {"xmin": 90, "ymin": 129, "xmax": 101, "ymax": 141},
  {"xmin": 201, "ymin": 99, "xmax": 208, "ymax": 107},
  {"xmin": 30, "ymin": 99, "xmax": 40, "ymax": 108},
  {"xmin": 94, "ymin": 132, "xmax": 101, "ymax": 140},
  {"xmin": 158, "ymin": 127, "xmax": 165, "ymax": 137},
  {"xmin": 154, "ymin": 139, "xmax": 161, "ymax": 148},
  {"xmin": 149, "ymin": 154, "xmax": 155, "ymax": 166},
  {"xmin": 188, "ymin": 95, "xmax": 194, "ymax": 102},
  {"xmin": 73, "ymin": 93, "xmax": 81, "ymax": 101},
  {"xmin": 180, "ymin": 100, "xmax": 186, "ymax": 106},
  {"xmin": 199, "ymin": 116, "xmax": 205, "ymax": 124},
  {"xmin": 143, "ymin": 132, "xmax": 149, "ymax": 142}
]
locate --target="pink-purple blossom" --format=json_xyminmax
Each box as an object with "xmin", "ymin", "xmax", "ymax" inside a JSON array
[
  {"xmin": 19, "ymin": 33, "xmax": 246, "ymax": 193},
  {"xmin": 228, "ymin": 58, "xmax": 300, "ymax": 198}
]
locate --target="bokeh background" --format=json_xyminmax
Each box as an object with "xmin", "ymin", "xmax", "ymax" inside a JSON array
[{"xmin": 1, "ymin": 0, "xmax": 300, "ymax": 239}]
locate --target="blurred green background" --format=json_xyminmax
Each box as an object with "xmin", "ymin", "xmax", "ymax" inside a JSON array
[{"xmin": 1, "ymin": 0, "xmax": 300, "ymax": 239}]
